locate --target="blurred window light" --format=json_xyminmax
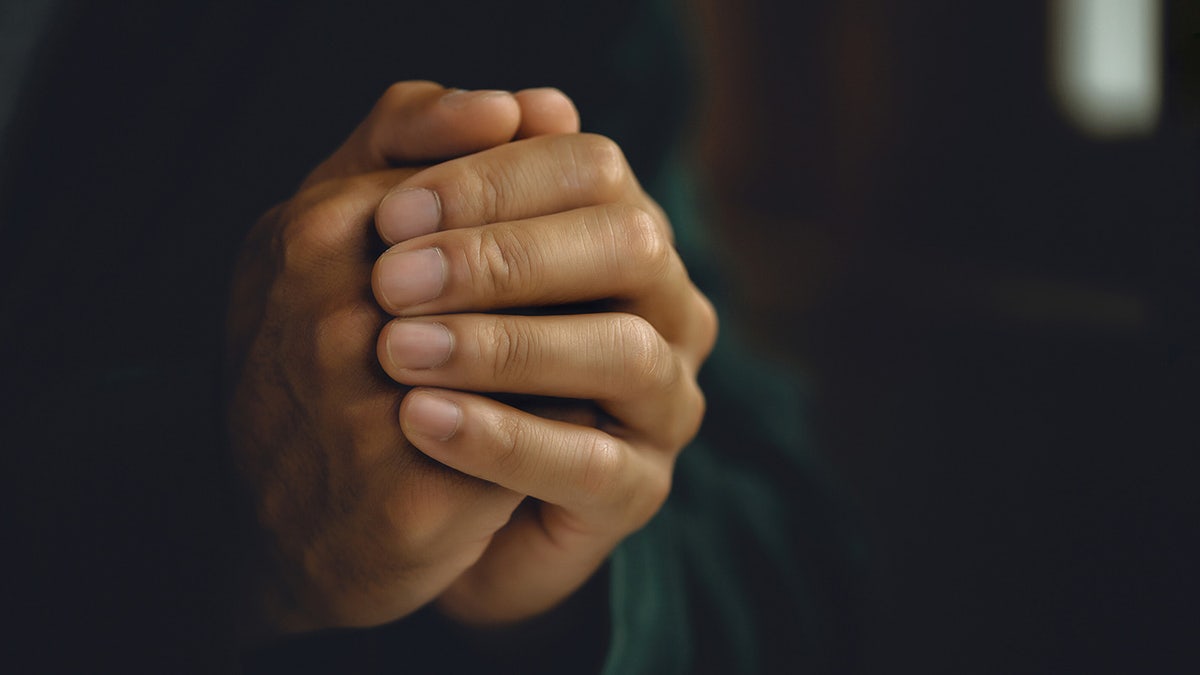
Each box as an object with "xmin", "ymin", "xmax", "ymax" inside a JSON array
[{"xmin": 1050, "ymin": 0, "xmax": 1162, "ymax": 138}]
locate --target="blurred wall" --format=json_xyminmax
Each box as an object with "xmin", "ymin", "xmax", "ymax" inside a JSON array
[{"xmin": 696, "ymin": 1, "xmax": 1199, "ymax": 673}]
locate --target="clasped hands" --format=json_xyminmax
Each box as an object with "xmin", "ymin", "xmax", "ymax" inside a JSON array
[{"xmin": 226, "ymin": 82, "xmax": 716, "ymax": 636}]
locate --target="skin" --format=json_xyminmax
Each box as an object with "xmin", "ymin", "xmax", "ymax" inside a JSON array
[{"xmin": 226, "ymin": 81, "xmax": 716, "ymax": 637}]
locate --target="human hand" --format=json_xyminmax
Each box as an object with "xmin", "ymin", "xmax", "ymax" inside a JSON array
[
  {"xmin": 370, "ymin": 132, "xmax": 718, "ymax": 625},
  {"xmin": 225, "ymin": 81, "xmax": 580, "ymax": 635}
]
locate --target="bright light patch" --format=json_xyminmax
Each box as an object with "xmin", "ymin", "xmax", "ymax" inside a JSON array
[{"xmin": 1051, "ymin": 0, "xmax": 1162, "ymax": 138}]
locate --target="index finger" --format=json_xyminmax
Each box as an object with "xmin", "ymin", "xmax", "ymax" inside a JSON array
[{"xmin": 373, "ymin": 133, "xmax": 641, "ymax": 245}]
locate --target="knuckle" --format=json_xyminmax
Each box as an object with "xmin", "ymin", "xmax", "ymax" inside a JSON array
[
  {"xmin": 469, "ymin": 226, "xmax": 538, "ymax": 298},
  {"xmin": 490, "ymin": 410, "xmax": 529, "ymax": 478},
  {"xmin": 613, "ymin": 461, "xmax": 671, "ymax": 530},
  {"xmin": 363, "ymin": 122, "xmax": 386, "ymax": 162},
  {"xmin": 379, "ymin": 80, "xmax": 435, "ymax": 111},
  {"xmin": 572, "ymin": 133, "xmax": 628, "ymax": 197},
  {"xmin": 280, "ymin": 199, "xmax": 351, "ymax": 273},
  {"xmin": 613, "ymin": 314, "xmax": 675, "ymax": 392},
  {"xmin": 674, "ymin": 377, "xmax": 707, "ymax": 449},
  {"xmin": 364, "ymin": 84, "xmax": 415, "ymax": 153},
  {"xmin": 693, "ymin": 291, "xmax": 720, "ymax": 361},
  {"xmin": 384, "ymin": 480, "xmax": 454, "ymax": 556},
  {"xmin": 483, "ymin": 317, "xmax": 536, "ymax": 383},
  {"xmin": 637, "ymin": 467, "xmax": 674, "ymax": 521},
  {"xmin": 382, "ymin": 498, "xmax": 425, "ymax": 554},
  {"xmin": 380, "ymin": 81, "xmax": 411, "ymax": 107},
  {"xmin": 604, "ymin": 202, "xmax": 673, "ymax": 281},
  {"xmin": 454, "ymin": 158, "xmax": 510, "ymax": 226},
  {"xmin": 575, "ymin": 434, "xmax": 625, "ymax": 502}
]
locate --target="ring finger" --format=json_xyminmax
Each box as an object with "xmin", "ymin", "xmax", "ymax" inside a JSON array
[{"xmin": 378, "ymin": 312, "xmax": 704, "ymax": 452}]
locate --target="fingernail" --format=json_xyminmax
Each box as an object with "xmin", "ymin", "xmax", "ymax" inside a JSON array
[
  {"xmin": 377, "ymin": 248, "xmax": 446, "ymax": 310},
  {"xmin": 440, "ymin": 89, "xmax": 511, "ymax": 109},
  {"xmin": 406, "ymin": 392, "xmax": 461, "ymax": 441},
  {"xmin": 377, "ymin": 188, "xmax": 441, "ymax": 245},
  {"xmin": 386, "ymin": 321, "xmax": 453, "ymax": 370}
]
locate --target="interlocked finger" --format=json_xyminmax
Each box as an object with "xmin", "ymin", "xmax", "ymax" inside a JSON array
[
  {"xmin": 399, "ymin": 388, "xmax": 670, "ymax": 521},
  {"xmin": 378, "ymin": 312, "xmax": 705, "ymax": 451},
  {"xmin": 373, "ymin": 133, "xmax": 644, "ymax": 244}
]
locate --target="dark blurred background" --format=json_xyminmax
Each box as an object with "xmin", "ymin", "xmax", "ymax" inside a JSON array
[
  {"xmin": 1, "ymin": 1, "xmax": 1196, "ymax": 672},
  {"xmin": 695, "ymin": 1, "xmax": 1198, "ymax": 673}
]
